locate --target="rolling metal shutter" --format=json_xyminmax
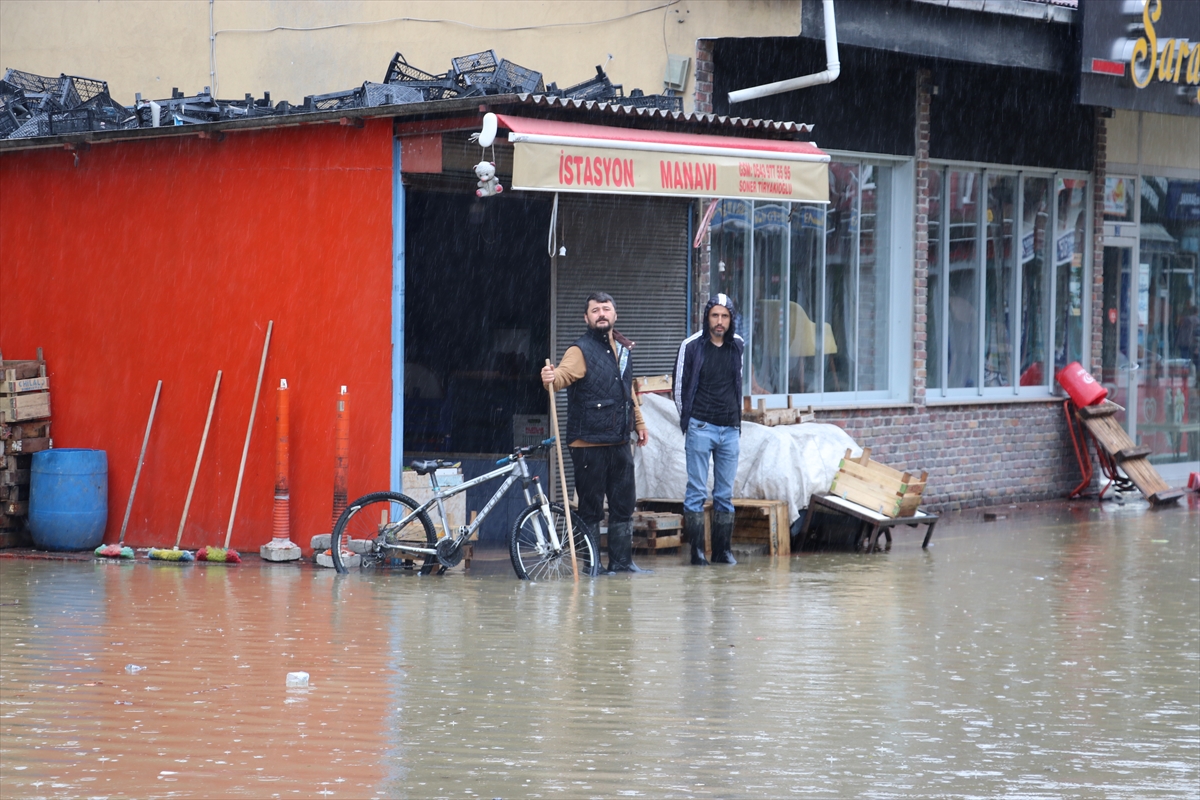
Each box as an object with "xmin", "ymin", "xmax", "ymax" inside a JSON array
[{"xmin": 550, "ymin": 194, "xmax": 691, "ymax": 500}]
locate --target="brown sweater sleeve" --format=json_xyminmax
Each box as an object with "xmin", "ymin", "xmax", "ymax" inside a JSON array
[{"xmin": 551, "ymin": 346, "xmax": 586, "ymax": 391}]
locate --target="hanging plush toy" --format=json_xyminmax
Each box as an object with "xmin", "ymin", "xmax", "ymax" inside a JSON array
[{"xmin": 474, "ymin": 160, "xmax": 503, "ymax": 198}]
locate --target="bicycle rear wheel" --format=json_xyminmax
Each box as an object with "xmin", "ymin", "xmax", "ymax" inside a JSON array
[
  {"xmin": 509, "ymin": 502, "xmax": 600, "ymax": 580},
  {"xmin": 332, "ymin": 492, "xmax": 436, "ymax": 575}
]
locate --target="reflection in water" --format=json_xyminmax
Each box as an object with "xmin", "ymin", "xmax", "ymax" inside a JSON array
[{"xmin": 1, "ymin": 503, "xmax": 1197, "ymax": 798}]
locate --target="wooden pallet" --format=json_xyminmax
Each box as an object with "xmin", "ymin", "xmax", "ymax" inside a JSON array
[
  {"xmin": 631, "ymin": 510, "xmax": 683, "ymax": 551},
  {"xmin": 634, "ymin": 498, "xmax": 791, "ymax": 556},
  {"xmin": 0, "ymin": 351, "xmax": 50, "ymax": 542},
  {"xmin": 828, "ymin": 448, "xmax": 926, "ymax": 518},
  {"xmin": 1077, "ymin": 401, "xmax": 1183, "ymax": 505},
  {"xmin": 741, "ymin": 396, "xmax": 815, "ymax": 427}
]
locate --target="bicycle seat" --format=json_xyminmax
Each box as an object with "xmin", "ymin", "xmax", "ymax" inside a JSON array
[{"xmin": 409, "ymin": 459, "xmax": 446, "ymax": 476}]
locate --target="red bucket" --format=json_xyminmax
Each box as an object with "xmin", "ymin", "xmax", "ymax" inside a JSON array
[{"xmin": 1056, "ymin": 361, "xmax": 1107, "ymax": 407}]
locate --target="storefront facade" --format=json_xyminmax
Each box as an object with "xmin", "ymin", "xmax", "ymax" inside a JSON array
[
  {"xmin": 698, "ymin": 0, "xmax": 1119, "ymax": 508},
  {"xmin": 1082, "ymin": 0, "xmax": 1200, "ymax": 481}
]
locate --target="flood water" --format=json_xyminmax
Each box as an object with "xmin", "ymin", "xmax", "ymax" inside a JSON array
[{"xmin": 2, "ymin": 500, "xmax": 1198, "ymax": 799}]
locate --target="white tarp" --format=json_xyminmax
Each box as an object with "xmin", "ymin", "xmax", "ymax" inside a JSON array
[{"xmin": 634, "ymin": 393, "xmax": 860, "ymax": 523}]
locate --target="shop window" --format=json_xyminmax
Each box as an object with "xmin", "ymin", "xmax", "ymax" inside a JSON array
[
  {"xmin": 709, "ymin": 159, "xmax": 905, "ymax": 402},
  {"xmin": 1135, "ymin": 175, "xmax": 1199, "ymax": 465},
  {"xmin": 929, "ymin": 164, "xmax": 1090, "ymax": 398}
]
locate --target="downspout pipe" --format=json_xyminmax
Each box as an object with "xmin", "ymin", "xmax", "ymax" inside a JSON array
[{"xmin": 728, "ymin": 0, "xmax": 839, "ymax": 104}]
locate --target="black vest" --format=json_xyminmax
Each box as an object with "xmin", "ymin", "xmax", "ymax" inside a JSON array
[{"xmin": 566, "ymin": 329, "xmax": 633, "ymax": 444}]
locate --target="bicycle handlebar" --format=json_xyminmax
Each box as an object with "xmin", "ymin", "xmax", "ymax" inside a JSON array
[{"xmin": 495, "ymin": 436, "xmax": 557, "ymax": 464}]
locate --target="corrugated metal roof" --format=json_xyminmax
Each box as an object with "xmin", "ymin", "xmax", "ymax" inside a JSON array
[
  {"xmin": 0, "ymin": 92, "xmax": 814, "ymax": 155},
  {"xmin": 511, "ymin": 94, "xmax": 814, "ymax": 136}
]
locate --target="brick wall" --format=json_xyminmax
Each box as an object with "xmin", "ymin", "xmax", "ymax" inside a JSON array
[
  {"xmin": 695, "ymin": 39, "xmax": 714, "ymax": 115},
  {"xmin": 812, "ymin": 402, "xmax": 1080, "ymax": 511}
]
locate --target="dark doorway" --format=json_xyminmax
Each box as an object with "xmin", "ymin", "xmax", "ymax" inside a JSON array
[{"xmin": 404, "ymin": 189, "xmax": 552, "ymax": 455}]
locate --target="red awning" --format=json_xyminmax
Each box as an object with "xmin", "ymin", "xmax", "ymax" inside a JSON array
[{"xmin": 495, "ymin": 114, "xmax": 827, "ymax": 160}]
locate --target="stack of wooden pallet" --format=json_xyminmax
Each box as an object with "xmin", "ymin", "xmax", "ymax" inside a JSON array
[
  {"xmin": 1, "ymin": 350, "xmax": 52, "ymax": 544},
  {"xmin": 630, "ymin": 510, "xmax": 682, "ymax": 552},
  {"xmin": 634, "ymin": 498, "xmax": 791, "ymax": 556},
  {"xmin": 828, "ymin": 448, "xmax": 926, "ymax": 518},
  {"xmin": 741, "ymin": 396, "xmax": 815, "ymax": 427}
]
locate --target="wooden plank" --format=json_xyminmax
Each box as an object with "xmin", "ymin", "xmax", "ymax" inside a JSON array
[
  {"xmin": 4, "ymin": 437, "xmax": 51, "ymax": 455},
  {"xmin": 2, "ymin": 392, "xmax": 50, "ymax": 411},
  {"xmin": 1, "ymin": 421, "xmax": 50, "ymax": 440},
  {"xmin": 0, "ymin": 376, "xmax": 49, "ymax": 394},
  {"xmin": 1, "ymin": 469, "xmax": 30, "ymax": 486},
  {"xmin": 0, "ymin": 397, "xmax": 50, "ymax": 422},
  {"xmin": 836, "ymin": 457, "xmax": 908, "ymax": 495},
  {"xmin": 1115, "ymin": 445, "xmax": 1153, "ymax": 462},
  {"xmin": 633, "ymin": 374, "xmax": 673, "ymax": 394},
  {"xmin": 1, "ymin": 362, "xmax": 46, "ymax": 381},
  {"xmin": 829, "ymin": 472, "xmax": 903, "ymax": 516},
  {"xmin": 633, "ymin": 533, "xmax": 681, "ymax": 550},
  {"xmin": 830, "ymin": 469, "xmax": 905, "ymax": 509},
  {"xmin": 1077, "ymin": 400, "xmax": 1121, "ymax": 419}
]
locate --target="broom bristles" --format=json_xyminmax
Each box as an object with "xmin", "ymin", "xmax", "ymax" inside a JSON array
[
  {"xmin": 95, "ymin": 544, "xmax": 134, "ymax": 559},
  {"xmin": 148, "ymin": 548, "xmax": 194, "ymax": 562},
  {"xmin": 196, "ymin": 546, "xmax": 241, "ymax": 563}
]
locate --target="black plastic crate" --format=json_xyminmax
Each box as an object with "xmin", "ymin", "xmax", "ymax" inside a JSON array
[
  {"xmin": 361, "ymin": 82, "xmax": 424, "ymax": 107},
  {"xmin": 384, "ymin": 52, "xmax": 441, "ymax": 84},
  {"xmin": 493, "ymin": 59, "xmax": 544, "ymax": 94},
  {"xmin": 451, "ymin": 50, "xmax": 498, "ymax": 85},
  {"xmin": 622, "ymin": 91, "xmax": 682, "ymax": 112}
]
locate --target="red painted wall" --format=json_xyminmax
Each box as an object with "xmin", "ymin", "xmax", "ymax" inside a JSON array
[{"xmin": 0, "ymin": 120, "xmax": 395, "ymax": 552}]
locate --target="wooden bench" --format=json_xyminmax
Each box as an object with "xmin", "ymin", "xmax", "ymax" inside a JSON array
[{"xmin": 796, "ymin": 492, "xmax": 938, "ymax": 553}]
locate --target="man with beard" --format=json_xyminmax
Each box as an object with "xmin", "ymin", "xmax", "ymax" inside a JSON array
[
  {"xmin": 673, "ymin": 294, "xmax": 744, "ymax": 565},
  {"xmin": 541, "ymin": 292, "xmax": 651, "ymax": 574}
]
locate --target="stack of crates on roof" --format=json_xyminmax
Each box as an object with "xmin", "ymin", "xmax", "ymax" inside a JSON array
[
  {"xmin": 1, "ymin": 349, "xmax": 52, "ymax": 543},
  {"xmin": 829, "ymin": 448, "xmax": 927, "ymax": 518}
]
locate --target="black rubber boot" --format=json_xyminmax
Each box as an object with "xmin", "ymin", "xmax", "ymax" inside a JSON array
[
  {"xmin": 711, "ymin": 510, "xmax": 737, "ymax": 565},
  {"xmin": 606, "ymin": 521, "xmax": 653, "ymax": 573},
  {"xmin": 684, "ymin": 510, "xmax": 708, "ymax": 566},
  {"xmin": 575, "ymin": 519, "xmax": 604, "ymax": 576}
]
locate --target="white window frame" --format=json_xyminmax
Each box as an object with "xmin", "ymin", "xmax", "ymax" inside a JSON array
[
  {"xmin": 718, "ymin": 151, "xmax": 914, "ymax": 410},
  {"xmin": 925, "ymin": 159, "xmax": 1093, "ymax": 404}
]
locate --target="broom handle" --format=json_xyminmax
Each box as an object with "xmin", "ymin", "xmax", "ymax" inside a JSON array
[
  {"xmin": 176, "ymin": 370, "xmax": 222, "ymax": 549},
  {"xmin": 545, "ymin": 360, "xmax": 579, "ymax": 581},
  {"xmin": 118, "ymin": 380, "xmax": 162, "ymax": 546},
  {"xmin": 225, "ymin": 320, "xmax": 273, "ymax": 548}
]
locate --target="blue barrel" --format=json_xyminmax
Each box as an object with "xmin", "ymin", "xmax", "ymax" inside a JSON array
[{"xmin": 28, "ymin": 449, "xmax": 108, "ymax": 551}]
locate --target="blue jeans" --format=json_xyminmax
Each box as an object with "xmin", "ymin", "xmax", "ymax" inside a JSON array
[{"xmin": 684, "ymin": 418, "xmax": 739, "ymax": 513}]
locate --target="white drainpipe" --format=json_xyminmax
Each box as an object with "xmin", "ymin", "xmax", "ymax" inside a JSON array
[{"xmin": 728, "ymin": 0, "xmax": 840, "ymax": 104}]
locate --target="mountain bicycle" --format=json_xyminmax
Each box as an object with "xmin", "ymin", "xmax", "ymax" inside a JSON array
[{"xmin": 330, "ymin": 437, "xmax": 600, "ymax": 580}]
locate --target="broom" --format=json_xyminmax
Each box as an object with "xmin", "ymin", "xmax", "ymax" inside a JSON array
[
  {"xmin": 198, "ymin": 321, "xmax": 272, "ymax": 563},
  {"xmin": 149, "ymin": 370, "xmax": 221, "ymax": 562},
  {"xmin": 545, "ymin": 360, "xmax": 579, "ymax": 581},
  {"xmin": 97, "ymin": 379, "xmax": 161, "ymax": 559}
]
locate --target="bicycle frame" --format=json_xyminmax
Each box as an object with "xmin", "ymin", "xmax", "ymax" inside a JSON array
[{"xmin": 379, "ymin": 453, "xmax": 561, "ymax": 556}]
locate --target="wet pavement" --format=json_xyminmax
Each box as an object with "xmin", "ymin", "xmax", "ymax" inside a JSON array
[{"xmin": 1, "ymin": 497, "xmax": 1198, "ymax": 799}]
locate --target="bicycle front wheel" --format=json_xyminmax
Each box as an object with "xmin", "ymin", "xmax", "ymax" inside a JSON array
[
  {"xmin": 509, "ymin": 502, "xmax": 600, "ymax": 580},
  {"xmin": 332, "ymin": 492, "xmax": 436, "ymax": 575}
]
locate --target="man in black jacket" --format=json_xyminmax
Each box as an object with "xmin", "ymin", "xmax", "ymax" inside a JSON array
[
  {"xmin": 541, "ymin": 292, "xmax": 651, "ymax": 573},
  {"xmin": 673, "ymin": 293, "xmax": 744, "ymax": 565}
]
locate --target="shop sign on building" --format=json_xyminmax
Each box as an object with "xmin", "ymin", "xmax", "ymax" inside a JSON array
[
  {"xmin": 513, "ymin": 142, "xmax": 827, "ymax": 202},
  {"xmin": 1080, "ymin": 0, "xmax": 1200, "ymax": 116},
  {"xmin": 499, "ymin": 115, "xmax": 829, "ymax": 203}
]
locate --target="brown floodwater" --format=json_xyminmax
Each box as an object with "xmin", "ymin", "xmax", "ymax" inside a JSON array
[{"xmin": 2, "ymin": 499, "xmax": 1198, "ymax": 799}]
